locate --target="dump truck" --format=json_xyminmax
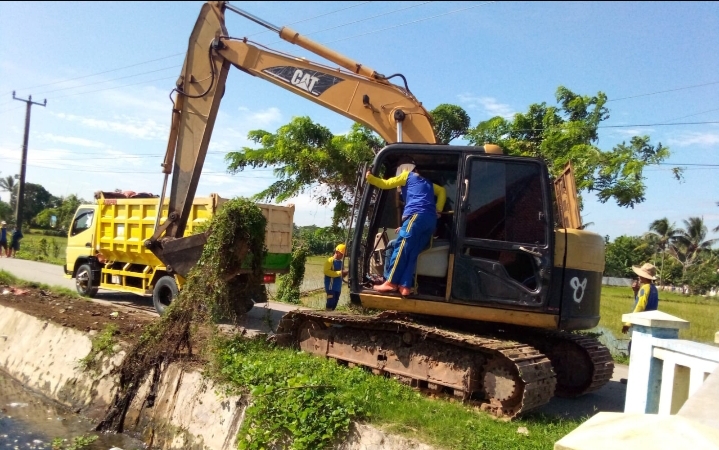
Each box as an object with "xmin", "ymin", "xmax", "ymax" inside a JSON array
[
  {"xmin": 143, "ymin": 1, "xmax": 613, "ymax": 417},
  {"xmin": 64, "ymin": 191, "xmax": 294, "ymax": 315}
]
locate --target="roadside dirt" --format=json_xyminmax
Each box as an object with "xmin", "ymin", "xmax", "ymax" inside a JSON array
[{"xmin": 0, "ymin": 285, "xmax": 153, "ymax": 345}]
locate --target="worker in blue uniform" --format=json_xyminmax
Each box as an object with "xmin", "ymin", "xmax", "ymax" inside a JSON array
[{"xmin": 366, "ymin": 157, "xmax": 446, "ymax": 297}]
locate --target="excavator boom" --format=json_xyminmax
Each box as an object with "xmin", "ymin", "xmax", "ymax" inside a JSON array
[{"xmin": 149, "ymin": 1, "xmax": 436, "ymax": 274}]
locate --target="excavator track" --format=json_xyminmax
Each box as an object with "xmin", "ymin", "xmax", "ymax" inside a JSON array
[
  {"xmin": 525, "ymin": 331, "xmax": 614, "ymax": 397},
  {"xmin": 275, "ymin": 311, "xmax": 556, "ymax": 418}
]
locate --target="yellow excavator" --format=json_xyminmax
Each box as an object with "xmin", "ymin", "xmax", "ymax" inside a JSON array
[{"xmin": 148, "ymin": 1, "xmax": 613, "ymax": 417}]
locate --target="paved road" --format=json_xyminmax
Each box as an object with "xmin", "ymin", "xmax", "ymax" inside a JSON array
[{"xmin": 0, "ymin": 257, "xmax": 629, "ymax": 418}]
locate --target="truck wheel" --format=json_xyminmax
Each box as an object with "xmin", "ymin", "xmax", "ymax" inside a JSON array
[
  {"xmin": 153, "ymin": 276, "xmax": 178, "ymax": 316},
  {"xmin": 76, "ymin": 264, "xmax": 99, "ymax": 297},
  {"xmin": 230, "ymin": 280, "xmax": 267, "ymax": 316}
]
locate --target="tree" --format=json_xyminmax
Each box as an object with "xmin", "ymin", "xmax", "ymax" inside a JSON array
[
  {"xmin": 0, "ymin": 200, "xmax": 12, "ymax": 222},
  {"xmin": 226, "ymin": 118, "xmax": 381, "ymax": 227},
  {"xmin": 644, "ymin": 218, "xmax": 679, "ymax": 285},
  {"xmin": 0, "ymin": 174, "xmax": 18, "ymax": 194},
  {"xmin": 466, "ymin": 86, "xmax": 671, "ymax": 208},
  {"xmin": 226, "ymin": 104, "xmax": 472, "ymax": 225},
  {"xmin": 684, "ymin": 258, "xmax": 719, "ymax": 294},
  {"xmin": 10, "ymin": 183, "xmax": 58, "ymax": 227},
  {"xmin": 603, "ymin": 235, "xmax": 654, "ymax": 278},
  {"xmin": 33, "ymin": 195, "xmax": 86, "ymax": 230},
  {"xmin": 430, "ymin": 104, "xmax": 471, "ymax": 144},
  {"xmin": 669, "ymin": 217, "xmax": 718, "ymax": 276}
]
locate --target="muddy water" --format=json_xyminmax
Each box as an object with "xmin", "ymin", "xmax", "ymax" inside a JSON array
[{"xmin": 0, "ymin": 371, "xmax": 144, "ymax": 450}]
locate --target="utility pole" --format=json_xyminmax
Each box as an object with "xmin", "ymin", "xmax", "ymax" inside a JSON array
[{"xmin": 11, "ymin": 92, "xmax": 46, "ymax": 230}]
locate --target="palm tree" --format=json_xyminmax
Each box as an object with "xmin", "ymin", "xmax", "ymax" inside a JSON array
[
  {"xmin": 670, "ymin": 217, "xmax": 719, "ymax": 277},
  {"xmin": 0, "ymin": 174, "xmax": 18, "ymax": 194},
  {"xmin": 644, "ymin": 218, "xmax": 679, "ymax": 285}
]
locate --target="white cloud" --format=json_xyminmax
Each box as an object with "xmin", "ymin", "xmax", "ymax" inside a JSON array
[
  {"xmin": 667, "ymin": 132, "xmax": 719, "ymax": 147},
  {"xmin": 52, "ymin": 112, "xmax": 167, "ymax": 140},
  {"xmin": 99, "ymin": 87, "xmax": 169, "ymax": 115},
  {"xmin": 457, "ymin": 94, "xmax": 515, "ymax": 119},
  {"xmin": 611, "ymin": 128, "xmax": 655, "ymax": 137},
  {"xmin": 38, "ymin": 132, "xmax": 107, "ymax": 148},
  {"xmin": 242, "ymin": 107, "xmax": 282, "ymax": 128}
]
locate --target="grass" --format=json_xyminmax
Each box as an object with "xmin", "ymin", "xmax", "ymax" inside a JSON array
[
  {"xmin": 212, "ymin": 336, "xmax": 583, "ymax": 450},
  {"xmin": 14, "ymin": 229, "xmax": 68, "ymax": 265}
]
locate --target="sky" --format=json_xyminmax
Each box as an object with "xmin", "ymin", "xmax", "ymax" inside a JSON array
[{"xmin": 0, "ymin": 1, "xmax": 718, "ymax": 241}]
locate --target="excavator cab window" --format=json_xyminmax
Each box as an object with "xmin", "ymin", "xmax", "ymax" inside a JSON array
[{"xmin": 451, "ymin": 156, "xmax": 552, "ymax": 308}]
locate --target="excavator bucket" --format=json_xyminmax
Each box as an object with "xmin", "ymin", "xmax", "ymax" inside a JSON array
[{"xmin": 153, "ymin": 233, "xmax": 208, "ymax": 278}]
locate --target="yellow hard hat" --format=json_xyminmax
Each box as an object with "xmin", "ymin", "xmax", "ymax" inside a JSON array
[{"xmin": 335, "ymin": 244, "xmax": 346, "ymax": 254}]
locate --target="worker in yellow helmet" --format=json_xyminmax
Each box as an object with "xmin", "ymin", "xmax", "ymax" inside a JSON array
[{"xmin": 324, "ymin": 243, "xmax": 348, "ymax": 310}]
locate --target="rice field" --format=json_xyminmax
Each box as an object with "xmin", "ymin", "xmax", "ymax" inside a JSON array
[{"xmin": 596, "ymin": 285, "xmax": 719, "ymax": 345}]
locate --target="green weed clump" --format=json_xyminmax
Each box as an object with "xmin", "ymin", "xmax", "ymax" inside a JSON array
[
  {"xmin": 78, "ymin": 324, "xmax": 119, "ymax": 373},
  {"xmin": 51, "ymin": 434, "xmax": 98, "ymax": 450},
  {"xmin": 275, "ymin": 243, "xmax": 309, "ymax": 304},
  {"xmin": 211, "ymin": 337, "xmax": 582, "ymax": 450},
  {"xmin": 96, "ymin": 198, "xmax": 267, "ymax": 432}
]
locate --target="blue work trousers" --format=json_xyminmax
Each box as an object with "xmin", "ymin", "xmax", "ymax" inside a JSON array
[{"xmin": 386, "ymin": 213, "xmax": 436, "ymax": 288}]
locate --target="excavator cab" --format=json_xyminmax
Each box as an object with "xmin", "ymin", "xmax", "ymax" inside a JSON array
[{"xmin": 351, "ymin": 144, "xmax": 576, "ymax": 329}]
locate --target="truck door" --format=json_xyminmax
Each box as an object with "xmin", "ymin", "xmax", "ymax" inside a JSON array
[
  {"xmin": 65, "ymin": 207, "xmax": 96, "ymax": 274},
  {"xmin": 451, "ymin": 155, "xmax": 553, "ymax": 310}
]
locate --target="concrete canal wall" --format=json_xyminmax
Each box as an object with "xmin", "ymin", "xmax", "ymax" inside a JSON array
[{"xmin": 0, "ymin": 304, "xmax": 433, "ymax": 450}]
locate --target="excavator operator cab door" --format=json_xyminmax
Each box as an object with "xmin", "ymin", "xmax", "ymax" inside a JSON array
[{"xmin": 451, "ymin": 154, "xmax": 554, "ymax": 311}]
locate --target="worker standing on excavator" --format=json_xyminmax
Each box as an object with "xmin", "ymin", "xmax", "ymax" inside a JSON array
[{"xmin": 367, "ymin": 157, "xmax": 446, "ymax": 297}]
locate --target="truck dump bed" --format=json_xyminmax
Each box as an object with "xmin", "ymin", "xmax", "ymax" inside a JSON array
[{"xmin": 96, "ymin": 193, "xmax": 293, "ymax": 271}]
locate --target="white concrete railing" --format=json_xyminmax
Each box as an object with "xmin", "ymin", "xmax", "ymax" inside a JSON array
[{"xmin": 623, "ymin": 310, "xmax": 719, "ymax": 415}]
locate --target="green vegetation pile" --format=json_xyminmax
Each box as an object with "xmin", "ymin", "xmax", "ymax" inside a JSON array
[
  {"xmin": 275, "ymin": 243, "xmax": 309, "ymax": 304},
  {"xmin": 96, "ymin": 198, "xmax": 267, "ymax": 432}
]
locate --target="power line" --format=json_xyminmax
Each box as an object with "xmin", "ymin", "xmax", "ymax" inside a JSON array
[
  {"xmin": 270, "ymin": 1, "xmax": 434, "ymax": 43},
  {"xmin": 608, "ymin": 80, "xmax": 719, "ymax": 103},
  {"xmin": 323, "ymin": 2, "xmax": 496, "ymax": 44},
  {"xmin": 3, "ymin": 53, "xmax": 185, "ymax": 97},
  {"xmin": 657, "ymin": 162, "xmax": 719, "ymax": 167},
  {"xmin": 664, "ymin": 107, "xmax": 719, "ymax": 123},
  {"xmin": 247, "ymin": 1, "xmax": 374, "ymax": 37},
  {"xmin": 50, "ymin": 75, "xmax": 178, "ymax": 100},
  {"xmin": 599, "ymin": 121, "xmax": 719, "ymax": 129},
  {"xmin": 20, "ymin": 162, "xmax": 278, "ymax": 176},
  {"xmin": 2, "ymin": 2, "xmax": 375, "ymax": 99},
  {"xmin": 34, "ymin": 65, "xmax": 180, "ymax": 97}
]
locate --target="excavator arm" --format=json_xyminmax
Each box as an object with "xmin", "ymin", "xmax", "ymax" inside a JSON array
[{"xmin": 148, "ymin": 1, "xmax": 436, "ymax": 275}]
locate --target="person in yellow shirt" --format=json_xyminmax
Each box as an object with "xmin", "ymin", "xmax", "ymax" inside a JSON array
[
  {"xmin": 324, "ymin": 244, "xmax": 348, "ymax": 311},
  {"xmin": 622, "ymin": 262, "xmax": 659, "ymax": 335}
]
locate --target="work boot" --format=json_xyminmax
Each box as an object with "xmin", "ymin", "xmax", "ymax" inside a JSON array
[{"xmin": 373, "ymin": 281, "xmax": 398, "ymax": 293}]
